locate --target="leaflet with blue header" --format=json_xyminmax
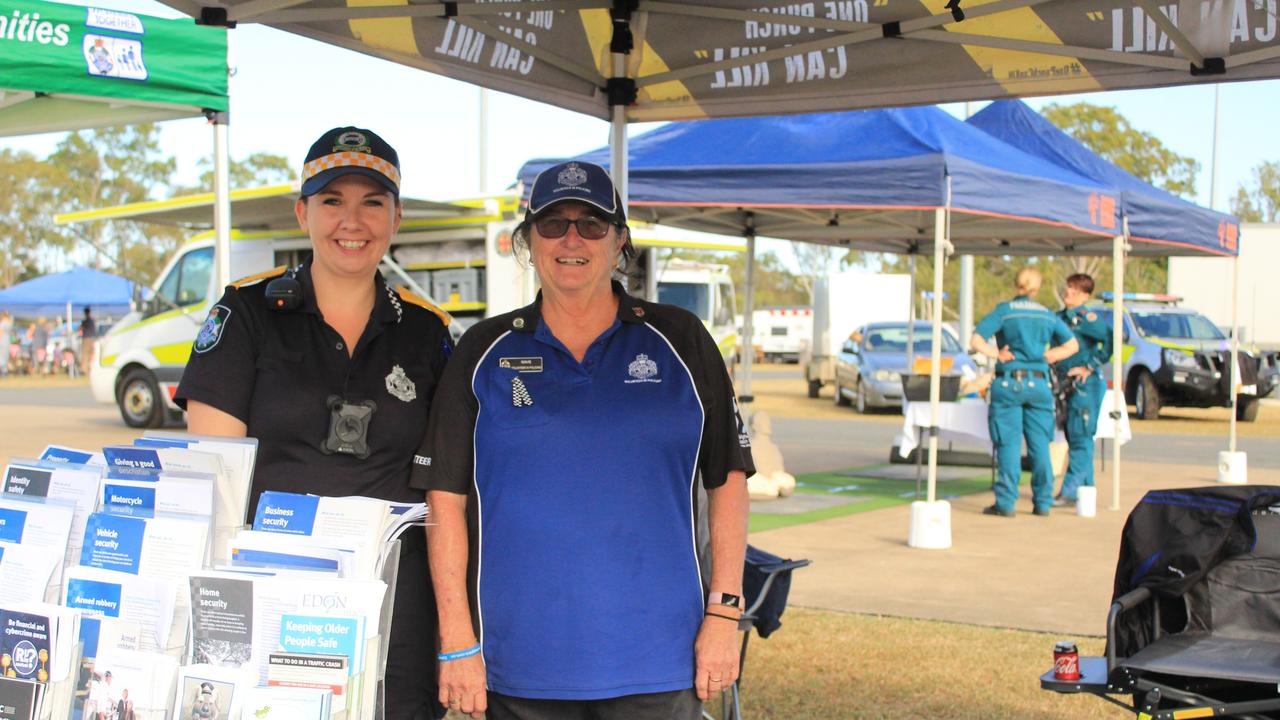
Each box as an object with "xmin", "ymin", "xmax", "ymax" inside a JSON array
[
  {"xmin": 80, "ymin": 509, "xmax": 209, "ymax": 581},
  {"xmin": 64, "ymin": 566, "xmax": 178, "ymax": 653},
  {"xmin": 0, "ymin": 496, "xmax": 76, "ymax": 602},
  {"xmin": 3, "ymin": 459, "xmax": 102, "ymax": 581},
  {"xmin": 100, "ymin": 466, "xmax": 216, "ymax": 518},
  {"xmin": 252, "ymin": 492, "xmax": 389, "ymax": 578},
  {"xmin": 39, "ymin": 444, "xmax": 104, "ymax": 467}
]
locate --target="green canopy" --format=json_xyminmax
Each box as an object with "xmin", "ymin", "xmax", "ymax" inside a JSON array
[{"xmin": 0, "ymin": 0, "xmax": 227, "ymax": 136}]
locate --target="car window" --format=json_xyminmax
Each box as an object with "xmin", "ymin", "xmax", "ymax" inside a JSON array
[
  {"xmin": 1132, "ymin": 311, "xmax": 1225, "ymax": 340},
  {"xmin": 658, "ymin": 282, "xmax": 711, "ymax": 322},
  {"xmin": 863, "ymin": 325, "xmax": 960, "ymax": 353},
  {"xmin": 150, "ymin": 247, "xmax": 214, "ymax": 317}
]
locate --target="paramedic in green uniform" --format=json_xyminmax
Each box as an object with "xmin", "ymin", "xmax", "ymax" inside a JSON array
[
  {"xmin": 970, "ymin": 268, "xmax": 1078, "ymax": 517},
  {"xmin": 1054, "ymin": 273, "xmax": 1113, "ymax": 505}
]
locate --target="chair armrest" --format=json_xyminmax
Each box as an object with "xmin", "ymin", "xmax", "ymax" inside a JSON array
[
  {"xmin": 1106, "ymin": 586, "xmax": 1152, "ymax": 673},
  {"xmin": 743, "ymin": 558, "xmax": 812, "ymax": 617}
]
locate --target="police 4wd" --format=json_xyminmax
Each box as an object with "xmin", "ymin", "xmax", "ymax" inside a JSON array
[{"xmin": 1097, "ymin": 294, "xmax": 1278, "ymax": 422}]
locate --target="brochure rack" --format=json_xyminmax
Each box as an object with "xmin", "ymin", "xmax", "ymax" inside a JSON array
[
  {"xmin": 368, "ymin": 537, "xmax": 401, "ymax": 720},
  {"xmin": 39, "ymin": 641, "xmax": 81, "ymax": 720}
]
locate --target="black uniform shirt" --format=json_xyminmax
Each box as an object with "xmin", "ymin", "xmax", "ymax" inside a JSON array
[{"xmin": 175, "ymin": 258, "xmax": 452, "ymax": 513}]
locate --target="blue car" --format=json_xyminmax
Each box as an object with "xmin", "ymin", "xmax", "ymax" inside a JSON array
[{"xmin": 833, "ymin": 321, "xmax": 979, "ymax": 413}]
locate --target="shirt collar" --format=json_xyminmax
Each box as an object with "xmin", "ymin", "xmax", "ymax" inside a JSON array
[
  {"xmin": 298, "ymin": 256, "xmax": 399, "ymax": 324},
  {"xmin": 509, "ymin": 280, "xmax": 647, "ymax": 333}
]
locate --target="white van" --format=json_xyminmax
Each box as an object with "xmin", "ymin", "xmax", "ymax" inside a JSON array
[{"xmin": 653, "ymin": 257, "xmax": 738, "ymax": 365}]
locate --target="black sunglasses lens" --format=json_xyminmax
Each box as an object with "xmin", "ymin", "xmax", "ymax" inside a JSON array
[
  {"xmin": 535, "ymin": 217, "xmax": 570, "ymax": 238},
  {"xmin": 535, "ymin": 216, "xmax": 611, "ymax": 239},
  {"xmin": 576, "ymin": 218, "xmax": 610, "ymax": 239}
]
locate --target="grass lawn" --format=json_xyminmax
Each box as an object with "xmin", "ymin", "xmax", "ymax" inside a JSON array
[
  {"xmin": 749, "ymin": 468, "xmax": 993, "ymax": 533},
  {"xmin": 734, "ymin": 607, "xmax": 1125, "ymax": 719}
]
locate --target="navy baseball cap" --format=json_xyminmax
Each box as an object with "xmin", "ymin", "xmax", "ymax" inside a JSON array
[
  {"xmin": 301, "ymin": 127, "xmax": 400, "ymax": 197},
  {"xmin": 526, "ymin": 161, "xmax": 625, "ymax": 222}
]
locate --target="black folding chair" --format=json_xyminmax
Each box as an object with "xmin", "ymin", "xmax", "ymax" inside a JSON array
[
  {"xmin": 1041, "ymin": 497, "xmax": 1280, "ymax": 718},
  {"xmin": 704, "ymin": 545, "xmax": 810, "ymax": 720}
]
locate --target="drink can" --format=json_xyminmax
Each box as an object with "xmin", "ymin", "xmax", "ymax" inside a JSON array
[{"xmin": 1053, "ymin": 640, "xmax": 1080, "ymax": 681}]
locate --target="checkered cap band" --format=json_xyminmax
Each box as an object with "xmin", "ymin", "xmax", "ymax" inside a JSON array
[{"xmin": 303, "ymin": 151, "xmax": 401, "ymax": 189}]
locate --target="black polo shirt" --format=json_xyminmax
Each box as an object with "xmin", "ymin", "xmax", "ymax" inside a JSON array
[{"xmin": 176, "ymin": 258, "xmax": 452, "ymax": 514}]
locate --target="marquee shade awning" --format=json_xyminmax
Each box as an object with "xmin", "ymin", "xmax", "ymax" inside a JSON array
[
  {"xmin": 0, "ymin": 0, "xmax": 228, "ymax": 136},
  {"xmin": 151, "ymin": 0, "xmax": 1280, "ymax": 121}
]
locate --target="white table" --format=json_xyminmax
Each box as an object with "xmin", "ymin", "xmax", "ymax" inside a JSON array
[{"xmin": 896, "ymin": 390, "xmax": 1131, "ymax": 458}]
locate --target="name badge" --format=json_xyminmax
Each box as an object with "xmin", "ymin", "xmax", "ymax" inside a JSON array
[{"xmin": 499, "ymin": 357, "xmax": 543, "ymax": 373}]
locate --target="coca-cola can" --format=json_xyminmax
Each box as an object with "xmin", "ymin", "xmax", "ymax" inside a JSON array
[{"xmin": 1053, "ymin": 640, "xmax": 1080, "ymax": 681}]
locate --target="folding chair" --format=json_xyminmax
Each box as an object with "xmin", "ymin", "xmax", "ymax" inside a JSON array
[
  {"xmin": 704, "ymin": 545, "xmax": 810, "ymax": 720},
  {"xmin": 1041, "ymin": 487, "xmax": 1280, "ymax": 718}
]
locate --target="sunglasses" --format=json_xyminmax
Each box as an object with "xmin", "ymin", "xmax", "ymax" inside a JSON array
[{"xmin": 533, "ymin": 215, "xmax": 615, "ymax": 240}]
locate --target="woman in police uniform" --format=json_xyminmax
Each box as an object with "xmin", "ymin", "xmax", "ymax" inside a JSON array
[
  {"xmin": 970, "ymin": 267, "xmax": 1078, "ymax": 518},
  {"xmin": 175, "ymin": 127, "xmax": 452, "ymax": 720},
  {"xmin": 416, "ymin": 161, "xmax": 753, "ymax": 720}
]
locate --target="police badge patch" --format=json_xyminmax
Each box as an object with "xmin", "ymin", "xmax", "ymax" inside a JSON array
[
  {"xmin": 193, "ymin": 305, "xmax": 231, "ymax": 353},
  {"xmin": 385, "ymin": 365, "xmax": 417, "ymax": 402}
]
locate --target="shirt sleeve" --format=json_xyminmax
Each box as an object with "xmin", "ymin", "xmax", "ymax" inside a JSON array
[
  {"xmin": 974, "ymin": 306, "xmax": 1003, "ymax": 339},
  {"xmin": 174, "ymin": 289, "xmax": 258, "ymax": 422},
  {"xmin": 693, "ymin": 321, "xmax": 755, "ymax": 490},
  {"xmin": 411, "ymin": 329, "xmax": 478, "ymax": 495},
  {"xmin": 1051, "ymin": 316, "xmax": 1075, "ymax": 346}
]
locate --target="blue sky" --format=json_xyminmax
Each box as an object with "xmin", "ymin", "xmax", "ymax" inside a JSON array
[{"xmin": 9, "ymin": 1, "xmax": 1279, "ymax": 223}]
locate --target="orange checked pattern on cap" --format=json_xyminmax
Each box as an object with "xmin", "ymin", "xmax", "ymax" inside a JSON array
[{"xmin": 302, "ymin": 151, "xmax": 401, "ymax": 189}]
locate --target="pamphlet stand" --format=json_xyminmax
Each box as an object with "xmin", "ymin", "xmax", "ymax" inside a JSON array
[
  {"xmin": 365, "ymin": 536, "xmax": 401, "ymax": 720},
  {"xmin": 41, "ymin": 641, "xmax": 82, "ymax": 720}
]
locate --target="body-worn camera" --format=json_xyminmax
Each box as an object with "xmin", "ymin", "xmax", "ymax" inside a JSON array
[{"xmin": 322, "ymin": 395, "xmax": 377, "ymax": 459}]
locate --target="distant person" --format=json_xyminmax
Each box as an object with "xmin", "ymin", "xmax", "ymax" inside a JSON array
[
  {"xmin": 970, "ymin": 268, "xmax": 1078, "ymax": 517},
  {"xmin": 29, "ymin": 317, "xmax": 49, "ymax": 376},
  {"xmin": 0, "ymin": 311, "xmax": 11, "ymax": 376},
  {"xmin": 79, "ymin": 307, "xmax": 97, "ymax": 375},
  {"xmin": 1054, "ymin": 273, "xmax": 1113, "ymax": 506}
]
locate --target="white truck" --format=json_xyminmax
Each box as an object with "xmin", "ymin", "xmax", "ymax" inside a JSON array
[
  {"xmin": 750, "ymin": 307, "xmax": 812, "ymax": 363},
  {"xmin": 60, "ymin": 186, "xmax": 743, "ymax": 427},
  {"xmin": 802, "ymin": 271, "xmax": 912, "ymax": 398},
  {"xmin": 653, "ymin": 258, "xmax": 738, "ymax": 365}
]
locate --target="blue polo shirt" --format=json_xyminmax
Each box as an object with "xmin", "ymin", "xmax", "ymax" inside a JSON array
[
  {"xmin": 974, "ymin": 296, "xmax": 1074, "ymax": 373},
  {"xmin": 413, "ymin": 283, "xmax": 754, "ymax": 700}
]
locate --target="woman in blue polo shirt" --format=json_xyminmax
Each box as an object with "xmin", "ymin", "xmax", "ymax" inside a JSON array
[{"xmin": 415, "ymin": 161, "xmax": 754, "ymax": 720}]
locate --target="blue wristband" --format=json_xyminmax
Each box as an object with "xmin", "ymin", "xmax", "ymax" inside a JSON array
[{"xmin": 438, "ymin": 643, "xmax": 481, "ymax": 662}]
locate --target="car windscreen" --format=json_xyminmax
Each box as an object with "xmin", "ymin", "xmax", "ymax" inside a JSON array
[
  {"xmin": 863, "ymin": 326, "xmax": 961, "ymax": 353},
  {"xmin": 657, "ymin": 282, "xmax": 711, "ymax": 322},
  {"xmin": 1131, "ymin": 311, "xmax": 1225, "ymax": 340}
]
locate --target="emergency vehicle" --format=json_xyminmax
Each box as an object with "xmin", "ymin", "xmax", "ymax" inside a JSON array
[
  {"xmin": 749, "ymin": 307, "xmax": 812, "ymax": 363},
  {"xmin": 58, "ymin": 186, "xmax": 743, "ymax": 427}
]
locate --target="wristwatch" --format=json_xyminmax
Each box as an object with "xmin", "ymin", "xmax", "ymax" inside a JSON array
[{"xmin": 707, "ymin": 591, "xmax": 742, "ymax": 609}]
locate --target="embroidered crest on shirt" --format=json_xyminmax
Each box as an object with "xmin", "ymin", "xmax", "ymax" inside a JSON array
[
  {"xmin": 193, "ymin": 304, "xmax": 230, "ymax": 353},
  {"xmin": 625, "ymin": 353, "xmax": 661, "ymax": 384},
  {"xmin": 385, "ymin": 364, "xmax": 416, "ymax": 402},
  {"xmin": 511, "ymin": 377, "xmax": 533, "ymax": 407}
]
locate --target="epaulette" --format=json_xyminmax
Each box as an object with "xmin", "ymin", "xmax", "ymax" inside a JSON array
[
  {"xmin": 395, "ymin": 286, "xmax": 452, "ymax": 326},
  {"xmin": 230, "ymin": 265, "xmax": 287, "ymax": 289}
]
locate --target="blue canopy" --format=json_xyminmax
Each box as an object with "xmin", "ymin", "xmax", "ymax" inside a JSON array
[
  {"xmin": 518, "ymin": 105, "xmax": 1125, "ymax": 256},
  {"xmin": 0, "ymin": 267, "xmax": 135, "ymax": 319},
  {"xmin": 967, "ymin": 100, "xmax": 1238, "ymax": 258}
]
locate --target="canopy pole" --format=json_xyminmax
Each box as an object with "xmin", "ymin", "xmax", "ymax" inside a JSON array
[
  {"xmin": 926, "ymin": 178, "xmax": 952, "ymax": 504},
  {"xmin": 66, "ymin": 300, "xmax": 74, "ymax": 378},
  {"xmin": 959, "ymin": 255, "xmax": 974, "ymax": 351},
  {"xmin": 1110, "ymin": 220, "xmax": 1127, "ymax": 512},
  {"xmin": 907, "ymin": 253, "xmax": 917, "ymax": 372},
  {"xmin": 1229, "ymin": 251, "xmax": 1240, "ymax": 453},
  {"xmin": 740, "ymin": 215, "xmax": 757, "ymax": 403},
  {"xmin": 211, "ymin": 110, "xmax": 232, "ymax": 293}
]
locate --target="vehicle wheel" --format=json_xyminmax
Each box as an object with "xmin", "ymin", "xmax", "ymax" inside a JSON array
[
  {"xmin": 1237, "ymin": 395, "xmax": 1260, "ymax": 422},
  {"xmin": 855, "ymin": 380, "xmax": 869, "ymax": 414},
  {"xmin": 807, "ymin": 378, "xmax": 821, "ymax": 399},
  {"xmin": 118, "ymin": 368, "xmax": 164, "ymax": 428},
  {"xmin": 834, "ymin": 379, "xmax": 851, "ymax": 407},
  {"xmin": 1134, "ymin": 371, "xmax": 1161, "ymax": 420}
]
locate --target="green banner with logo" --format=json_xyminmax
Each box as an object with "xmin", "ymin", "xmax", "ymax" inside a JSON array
[{"xmin": 0, "ymin": 0, "xmax": 227, "ymax": 131}]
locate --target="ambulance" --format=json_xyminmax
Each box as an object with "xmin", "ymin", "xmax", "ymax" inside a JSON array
[{"xmin": 59, "ymin": 186, "xmax": 743, "ymax": 427}]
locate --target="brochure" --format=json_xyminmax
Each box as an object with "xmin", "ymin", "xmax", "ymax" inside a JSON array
[
  {"xmin": 252, "ymin": 577, "xmax": 387, "ymax": 685},
  {"xmin": 89, "ymin": 646, "xmax": 178, "ymax": 719},
  {"xmin": 267, "ymin": 652, "xmax": 349, "ymax": 700},
  {"xmin": 0, "ymin": 496, "xmax": 76, "ymax": 601},
  {"xmin": 140, "ymin": 431, "xmax": 258, "ymax": 564},
  {"xmin": 0, "ymin": 676, "xmax": 43, "ymax": 720},
  {"xmin": 188, "ymin": 573, "xmax": 255, "ymax": 668},
  {"xmin": 100, "ymin": 466, "xmax": 216, "ymax": 518},
  {"xmin": 39, "ymin": 444, "xmax": 105, "ymax": 467},
  {"xmin": 253, "ymin": 493, "xmax": 388, "ymax": 578},
  {"xmin": 173, "ymin": 664, "xmax": 254, "ymax": 720},
  {"xmin": 278, "ymin": 614, "xmax": 364, "ymax": 675},
  {"xmin": 2, "ymin": 459, "xmax": 102, "ymax": 579},
  {"xmin": 64, "ymin": 567, "xmax": 178, "ymax": 653},
  {"xmin": 227, "ymin": 531, "xmax": 350, "ymax": 577},
  {"xmin": 242, "ymin": 685, "xmax": 332, "ymax": 719},
  {"xmin": 72, "ymin": 616, "xmax": 142, "ymax": 719},
  {"xmin": 0, "ymin": 603, "xmax": 78, "ymax": 683},
  {"xmin": 80, "ymin": 510, "xmax": 209, "ymax": 579},
  {"xmin": 0, "ymin": 544, "xmax": 60, "ymax": 605}
]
